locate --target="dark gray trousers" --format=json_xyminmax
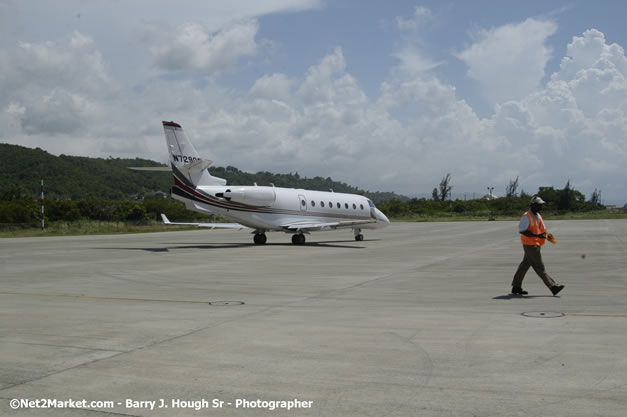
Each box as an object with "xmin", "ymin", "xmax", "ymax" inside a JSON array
[{"xmin": 512, "ymin": 245, "xmax": 557, "ymax": 289}]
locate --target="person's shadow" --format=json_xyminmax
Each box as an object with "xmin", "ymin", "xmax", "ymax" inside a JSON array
[{"xmin": 493, "ymin": 294, "xmax": 558, "ymax": 300}]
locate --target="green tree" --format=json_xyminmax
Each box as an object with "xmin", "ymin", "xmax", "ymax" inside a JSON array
[
  {"xmin": 0, "ymin": 200, "xmax": 39, "ymax": 223},
  {"xmin": 558, "ymin": 180, "xmax": 575, "ymax": 210},
  {"xmin": 505, "ymin": 176, "xmax": 519, "ymax": 197},
  {"xmin": 1, "ymin": 184, "xmax": 31, "ymax": 201},
  {"xmin": 537, "ymin": 186, "xmax": 558, "ymax": 206},
  {"xmin": 438, "ymin": 173, "xmax": 452, "ymax": 201},
  {"xmin": 589, "ymin": 188, "xmax": 602, "ymax": 205}
]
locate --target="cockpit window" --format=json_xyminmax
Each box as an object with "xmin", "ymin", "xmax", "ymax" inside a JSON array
[{"xmin": 367, "ymin": 199, "xmax": 375, "ymax": 208}]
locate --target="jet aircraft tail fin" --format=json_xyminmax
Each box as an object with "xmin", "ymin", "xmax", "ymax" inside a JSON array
[{"xmin": 162, "ymin": 121, "xmax": 226, "ymax": 187}]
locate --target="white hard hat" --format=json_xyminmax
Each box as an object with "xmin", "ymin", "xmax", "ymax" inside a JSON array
[{"xmin": 530, "ymin": 196, "xmax": 546, "ymax": 205}]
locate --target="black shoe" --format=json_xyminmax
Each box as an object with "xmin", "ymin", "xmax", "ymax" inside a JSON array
[
  {"xmin": 550, "ymin": 285, "xmax": 565, "ymax": 296},
  {"xmin": 512, "ymin": 287, "xmax": 528, "ymax": 295}
]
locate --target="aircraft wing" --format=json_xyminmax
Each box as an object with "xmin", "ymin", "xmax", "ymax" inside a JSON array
[
  {"xmin": 161, "ymin": 214, "xmax": 248, "ymax": 230},
  {"xmin": 281, "ymin": 219, "xmax": 376, "ymax": 232}
]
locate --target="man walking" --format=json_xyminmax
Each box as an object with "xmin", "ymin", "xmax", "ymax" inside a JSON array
[{"xmin": 512, "ymin": 196, "xmax": 565, "ymax": 296}]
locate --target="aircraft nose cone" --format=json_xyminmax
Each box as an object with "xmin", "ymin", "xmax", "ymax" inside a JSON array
[{"xmin": 375, "ymin": 209, "xmax": 390, "ymax": 224}]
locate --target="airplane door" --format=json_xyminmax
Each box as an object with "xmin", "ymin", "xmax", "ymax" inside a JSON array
[{"xmin": 298, "ymin": 194, "xmax": 307, "ymax": 211}]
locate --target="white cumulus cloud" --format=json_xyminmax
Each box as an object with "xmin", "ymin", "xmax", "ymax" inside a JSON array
[
  {"xmin": 146, "ymin": 19, "xmax": 259, "ymax": 73},
  {"xmin": 456, "ymin": 18, "xmax": 558, "ymax": 107},
  {"xmin": 249, "ymin": 73, "xmax": 294, "ymax": 101}
]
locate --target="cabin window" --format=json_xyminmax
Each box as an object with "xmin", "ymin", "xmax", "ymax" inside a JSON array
[
  {"xmin": 321, "ymin": 201, "xmax": 325, "ymax": 207},
  {"xmin": 360, "ymin": 204, "xmax": 364, "ymax": 210},
  {"xmin": 352, "ymin": 203, "xmax": 357, "ymax": 210},
  {"xmin": 311, "ymin": 201, "xmax": 316, "ymax": 207},
  {"xmin": 329, "ymin": 202, "xmax": 332, "ymax": 208},
  {"xmin": 345, "ymin": 203, "xmax": 349, "ymax": 209},
  {"xmin": 336, "ymin": 202, "xmax": 341, "ymax": 208},
  {"xmin": 302, "ymin": 200, "xmax": 306, "ymax": 207}
]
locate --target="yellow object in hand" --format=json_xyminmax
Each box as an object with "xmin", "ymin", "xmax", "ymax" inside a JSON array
[{"xmin": 544, "ymin": 233, "xmax": 556, "ymax": 244}]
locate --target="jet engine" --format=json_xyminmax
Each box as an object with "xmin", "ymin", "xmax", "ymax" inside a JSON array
[{"xmin": 215, "ymin": 187, "xmax": 276, "ymax": 207}]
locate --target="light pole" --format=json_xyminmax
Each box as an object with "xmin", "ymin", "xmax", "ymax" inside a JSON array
[
  {"xmin": 487, "ymin": 186, "xmax": 494, "ymax": 200},
  {"xmin": 487, "ymin": 186, "xmax": 495, "ymax": 220}
]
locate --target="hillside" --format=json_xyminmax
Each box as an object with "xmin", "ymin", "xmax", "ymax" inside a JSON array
[
  {"xmin": 0, "ymin": 144, "xmax": 172, "ymax": 200},
  {"xmin": 0, "ymin": 143, "xmax": 405, "ymax": 202}
]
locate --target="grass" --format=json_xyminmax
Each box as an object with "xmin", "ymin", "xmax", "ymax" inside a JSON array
[
  {"xmin": 545, "ymin": 211, "xmax": 627, "ymax": 220},
  {"xmin": 1, "ymin": 211, "xmax": 625, "ymax": 238},
  {"xmin": 389, "ymin": 211, "xmax": 627, "ymax": 222},
  {"xmin": 0, "ymin": 220, "xmax": 197, "ymax": 238}
]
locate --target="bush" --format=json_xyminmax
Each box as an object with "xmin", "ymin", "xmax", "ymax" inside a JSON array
[
  {"xmin": 0, "ymin": 200, "xmax": 39, "ymax": 224},
  {"xmin": 46, "ymin": 199, "xmax": 81, "ymax": 221}
]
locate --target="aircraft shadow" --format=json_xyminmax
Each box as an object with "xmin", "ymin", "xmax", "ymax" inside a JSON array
[
  {"xmin": 177, "ymin": 241, "xmax": 365, "ymax": 249},
  {"xmin": 95, "ymin": 240, "xmax": 365, "ymax": 252},
  {"xmin": 95, "ymin": 247, "xmax": 171, "ymax": 252}
]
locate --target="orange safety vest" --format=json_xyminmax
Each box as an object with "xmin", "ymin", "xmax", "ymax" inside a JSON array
[{"xmin": 520, "ymin": 211, "xmax": 545, "ymax": 246}]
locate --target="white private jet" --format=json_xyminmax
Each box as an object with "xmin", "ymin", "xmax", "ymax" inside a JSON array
[{"xmin": 153, "ymin": 121, "xmax": 389, "ymax": 245}]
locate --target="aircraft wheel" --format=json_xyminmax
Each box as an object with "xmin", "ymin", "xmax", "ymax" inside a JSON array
[
  {"xmin": 292, "ymin": 234, "xmax": 305, "ymax": 245},
  {"xmin": 254, "ymin": 233, "xmax": 267, "ymax": 245},
  {"xmin": 355, "ymin": 233, "xmax": 364, "ymax": 241}
]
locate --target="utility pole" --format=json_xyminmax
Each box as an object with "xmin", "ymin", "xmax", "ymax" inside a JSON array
[
  {"xmin": 40, "ymin": 176, "xmax": 45, "ymax": 230},
  {"xmin": 487, "ymin": 186, "xmax": 495, "ymax": 221}
]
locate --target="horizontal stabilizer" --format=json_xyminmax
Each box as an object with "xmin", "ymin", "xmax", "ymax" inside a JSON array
[
  {"xmin": 161, "ymin": 214, "xmax": 248, "ymax": 230},
  {"xmin": 182, "ymin": 158, "xmax": 213, "ymax": 173},
  {"xmin": 281, "ymin": 219, "xmax": 375, "ymax": 232},
  {"xmin": 129, "ymin": 166, "xmax": 172, "ymax": 172}
]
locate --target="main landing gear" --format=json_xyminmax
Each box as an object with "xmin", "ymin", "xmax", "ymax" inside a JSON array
[
  {"xmin": 253, "ymin": 233, "xmax": 267, "ymax": 245},
  {"xmin": 253, "ymin": 232, "xmax": 306, "ymax": 245},
  {"xmin": 291, "ymin": 234, "xmax": 306, "ymax": 245},
  {"xmin": 354, "ymin": 228, "xmax": 364, "ymax": 241}
]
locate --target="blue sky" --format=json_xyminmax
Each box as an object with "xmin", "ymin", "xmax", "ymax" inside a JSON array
[
  {"xmin": 1, "ymin": 0, "xmax": 626, "ymax": 203},
  {"xmin": 251, "ymin": 1, "xmax": 627, "ymax": 116}
]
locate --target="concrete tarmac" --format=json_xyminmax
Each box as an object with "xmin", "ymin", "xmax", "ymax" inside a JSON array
[{"xmin": 1, "ymin": 220, "xmax": 626, "ymax": 416}]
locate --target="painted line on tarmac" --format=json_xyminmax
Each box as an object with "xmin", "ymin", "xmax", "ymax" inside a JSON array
[{"xmin": 0, "ymin": 291, "xmax": 212, "ymax": 305}]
